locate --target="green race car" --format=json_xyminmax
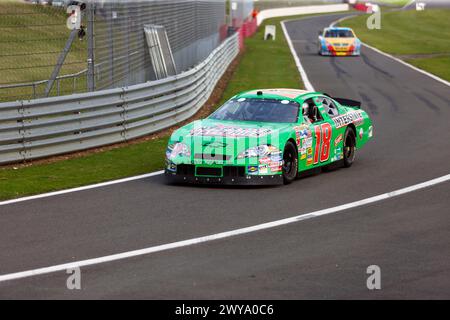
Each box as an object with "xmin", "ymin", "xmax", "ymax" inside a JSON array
[{"xmin": 165, "ymin": 89, "xmax": 373, "ymax": 185}]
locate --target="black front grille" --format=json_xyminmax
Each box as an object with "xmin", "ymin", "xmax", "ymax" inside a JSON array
[
  {"xmin": 223, "ymin": 166, "xmax": 245, "ymax": 177},
  {"xmin": 177, "ymin": 164, "xmax": 195, "ymax": 176},
  {"xmin": 196, "ymin": 167, "xmax": 222, "ymax": 177},
  {"xmin": 176, "ymin": 165, "xmax": 245, "ymax": 178}
]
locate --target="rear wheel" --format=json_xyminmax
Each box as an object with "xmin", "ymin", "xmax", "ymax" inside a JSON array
[
  {"xmin": 343, "ymin": 127, "xmax": 356, "ymax": 168},
  {"xmin": 282, "ymin": 141, "xmax": 298, "ymax": 184}
]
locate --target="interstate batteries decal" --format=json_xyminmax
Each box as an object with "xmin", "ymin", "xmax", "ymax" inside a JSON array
[{"xmin": 332, "ymin": 111, "xmax": 364, "ymax": 128}]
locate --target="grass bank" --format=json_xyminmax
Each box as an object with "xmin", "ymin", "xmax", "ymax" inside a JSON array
[
  {"xmin": 341, "ymin": 8, "xmax": 450, "ymax": 81},
  {"xmin": 0, "ymin": 13, "xmax": 312, "ymax": 200}
]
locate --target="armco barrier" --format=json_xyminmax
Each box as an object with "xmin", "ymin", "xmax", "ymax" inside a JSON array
[{"xmin": 0, "ymin": 33, "xmax": 239, "ymax": 165}]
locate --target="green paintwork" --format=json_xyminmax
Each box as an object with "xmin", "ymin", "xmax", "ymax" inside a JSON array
[{"xmin": 166, "ymin": 89, "xmax": 373, "ymax": 177}]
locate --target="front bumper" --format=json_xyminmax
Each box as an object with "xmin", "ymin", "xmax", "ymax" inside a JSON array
[
  {"xmin": 165, "ymin": 164, "xmax": 283, "ymax": 185},
  {"xmin": 321, "ymin": 50, "xmax": 360, "ymax": 56}
]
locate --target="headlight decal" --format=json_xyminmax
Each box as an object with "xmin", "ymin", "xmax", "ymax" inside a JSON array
[{"xmin": 166, "ymin": 142, "xmax": 191, "ymax": 160}]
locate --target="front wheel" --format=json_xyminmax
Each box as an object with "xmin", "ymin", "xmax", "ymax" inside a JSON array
[
  {"xmin": 343, "ymin": 127, "xmax": 356, "ymax": 168},
  {"xmin": 282, "ymin": 141, "xmax": 298, "ymax": 184}
]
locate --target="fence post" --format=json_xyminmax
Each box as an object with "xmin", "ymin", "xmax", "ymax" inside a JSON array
[
  {"xmin": 87, "ymin": 2, "xmax": 96, "ymax": 92},
  {"xmin": 44, "ymin": 29, "xmax": 78, "ymax": 97}
]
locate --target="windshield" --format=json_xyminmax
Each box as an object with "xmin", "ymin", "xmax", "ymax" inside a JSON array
[
  {"xmin": 324, "ymin": 29, "xmax": 354, "ymax": 38},
  {"xmin": 209, "ymin": 98, "xmax": 299, "ymax": 123}
]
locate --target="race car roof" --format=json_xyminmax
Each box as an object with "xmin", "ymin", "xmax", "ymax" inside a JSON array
[{"xmin": 237, "ymin": 88, "xmax": 311, "ymax": 100}]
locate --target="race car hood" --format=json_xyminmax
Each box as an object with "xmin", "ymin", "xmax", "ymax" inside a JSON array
[{"xmin": 168, "ymin": 119, "xmax": 294, "ymax": 164}]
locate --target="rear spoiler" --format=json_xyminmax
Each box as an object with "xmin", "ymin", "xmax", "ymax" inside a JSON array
[
  {"xmin": 333, "ymin": 97, "xmax": 361, "ymax": 109},
  {"xmin": 323, "ymin": 93, "xmax": 361, "ymax": 109}
]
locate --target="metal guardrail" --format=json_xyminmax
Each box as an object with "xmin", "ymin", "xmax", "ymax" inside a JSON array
[{"xmin": 0, "ymin": 33, "xmax": 239, "ymax": 165}]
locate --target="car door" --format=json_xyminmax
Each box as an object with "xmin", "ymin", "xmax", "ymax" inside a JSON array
[{"xmin": 311, "ymin": 96, "xmax": 348, "ymax": 166}]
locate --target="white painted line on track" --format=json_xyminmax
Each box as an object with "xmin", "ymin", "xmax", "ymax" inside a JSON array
[
  {"xmin": 330, "ymin": 16, "xmax": 450, "ymax": 88},
  {"xmin": 281, "ymin": 20, "xmax": 315, "ymax": 91},
  {"xmin": 403, "ymin": 0, "xmax": 417, "ymax": 9},
  {"xmin": 0, "ymin": 173, "xmax": 449, "ymax": 283},
  {"xmin": 0, "ymin": 171, "xmax": 165, "ymax": 207},
  {"xmin": 361, "ymin": 42, "xmax": 450, "ymax": 87}
]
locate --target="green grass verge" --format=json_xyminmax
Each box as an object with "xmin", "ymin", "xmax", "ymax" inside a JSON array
[
  {"xmin": 0, "ymin": 138, "xmax": 169, "ymax": 200},
  {"xmin": 0, "ymin": 13, "xmax": 314, "ymax": 201},
  {"xmin": 341, "ymin": 9, "xmax": 450, "ymax": 81},
  {"xmin": 406, "ymin": 56, "xmax": 450, "ymax": 81}
]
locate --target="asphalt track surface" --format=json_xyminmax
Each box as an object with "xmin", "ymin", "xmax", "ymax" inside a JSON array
[{"xmin": 0, "ymin": 13, "xmax": 449, "ymax": 299}]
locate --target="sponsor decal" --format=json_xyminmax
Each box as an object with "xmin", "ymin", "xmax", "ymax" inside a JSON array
[
  {"xmin": 306, "ymin": 156, "xmax": 313, "ymax": 166},
  {"xmin": 335, "ymin": 146, "xmax": 343, "ymax": 160},
  {"xmin": 269, "ymin": 160, "xmax": 283, "ymax": 172},
  {"xmin": 194, "ymin": 159, "xmax": 225, "ymax": 165},
  {"xmin": 332, "ymin": 154, "xmax": 342, "ymax": 161},
  {"xmin": 307, "ymin": 147, "xmax": 313, "ymax": 155},
  {"xmin": 268, "ymin": 146, "xmax": 280, "ymax": 153},
  {"xmin": 300, "ymin": 154, "xmax": 307, "ymax": 160},
  {"xmin": 202, "ymin": 141, "xmax": 227, "ymax": 148},
  {"xmin": 333, "ymin": 151, "xmax": 343, "ymax": 161},
  {"xmin": 295, "ymin": 131, "xmax": 301, "ymax": 147},
  {"xmin": 269, "ymin": 161, "xmax": 283, "ymax": 167},
  {"xmin": 299, "ymin": 129, "xmax": 311, "ymax": 139},
  {"xmin": 269, "ymin": 165, "xmax": 282, "ymax": 173},
  {"xmin": 258, "ymin": 165, "xmax": 268, "ymax": 175},
  {"xmin": 334, "ymin": 134, "xmax": 343, "ymax": 146},
  {"xmin": 166, "ymin": 161, "xmax": 177, "ymax": 172},
  {"xmin": 270, "ymin": 152, "xmax": 283, "ymax": 162},
  {"xmin": 299, "ymin": 147, "xmax": 307, "ymax": 155},
  {"xmin": 191, "ymin": 125, "xmax": 272, "ymax": 138},
  {"xmin": 259, "ymin": 157, "xmax": 271, "ymax": 165},
  {"xmin": 359, "ymin": 128, "xmax": 364, "ymax": 139},
  {"xmin": 302, "ymin": 137, "xmax": 313, "ymax": 149},
  {"xmin": 331, "ymin": 111, "xmax": 364, "ymax": 129},
  {"xmin": 247, "ymin": 166, "xmax": 259, "ymax": 175},
  {"xmin": 294, "ymin": 125, "xmax": 311, "ymax": 147}
]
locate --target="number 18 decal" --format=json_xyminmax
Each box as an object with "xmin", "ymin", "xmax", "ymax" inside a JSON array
[{"xmin": 313, "ymin": 123, "xmax": 332, "ymax": 164}]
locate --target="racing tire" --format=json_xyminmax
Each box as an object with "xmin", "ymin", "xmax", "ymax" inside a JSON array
[
  {"xmin": 282, "ymin": 141, "xmax": 298, "ymax": 184},
  {"xmin": 343, "ymin": 127, "xmax": 356, "ymax": 168}
]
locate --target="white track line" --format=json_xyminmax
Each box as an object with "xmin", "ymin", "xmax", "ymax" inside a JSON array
[
  {"xmin": 330, "ymin": 15, "xmax": 450, "ymax": 87},
  {"xmin": 0, "ymin": 171, "xmax": 164, "ymax": 207},
  {"xmin": 0, "ymin": 173, "xmax": 449, "ymax": 283},
  {"xmin": 281, "ymin": 20, "xmax": 315, "ymax": 91},
  {"xmin": 361, "ymin": 42, "xmax": 450, "ymax": 87},
  {"xmin": 402, "ymin": 0, "xmax": 417, "ymax": 9}
]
